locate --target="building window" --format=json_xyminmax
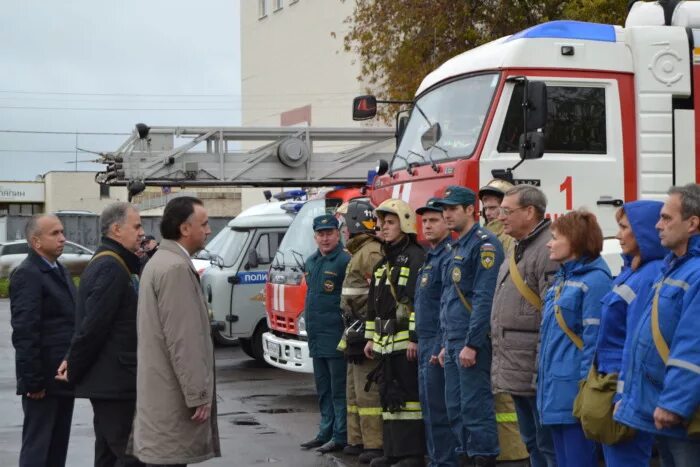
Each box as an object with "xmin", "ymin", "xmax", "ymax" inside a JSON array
[
  {"xmin": 259, "ymin": 0, "xmax": 268, "ymax": 19},
  {"xmin": 498, "ymin": 84, "xmax": 607, "ymax": 154},
  {"xmin": 274, "ymin": 0, "xmax": 283, "ymax": 11},
  {"xmin": 99, "ymin": 184, "xmax": 110, "ymax": 199}
]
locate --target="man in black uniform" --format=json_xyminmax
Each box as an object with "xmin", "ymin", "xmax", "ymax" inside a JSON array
[{"xmin": 363, "ymin": 199, "xmax": 426, "ymax": 467}]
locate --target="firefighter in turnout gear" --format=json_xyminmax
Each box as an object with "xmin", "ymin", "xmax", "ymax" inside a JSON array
[
  {"xmin": 478, "ymin": 179, "xmax": 514, "ymax": 255},
  {"xmin": 436, "ymin": 186, "xmax": 504, "ymax": 467},
  {"xmin": 363, "ymin": 199, "xmax": 426, "ymax": 467},
  {"xmin": 337, "ymin": 199, "xmax": 385, "ymax": 463}
]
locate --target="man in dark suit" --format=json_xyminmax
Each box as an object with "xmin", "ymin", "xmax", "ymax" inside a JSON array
[
  {"xmin": 58, "ymin": 202, "xmax": 145, "ymax": 467},
  {"xmin": 10, "ymin": 214, "xmax": 76, "ymax": 467}
]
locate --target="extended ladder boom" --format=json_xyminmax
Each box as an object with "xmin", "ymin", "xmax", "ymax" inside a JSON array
[{"xmin": 97, "ymin": 125, "xmax": 395, "ymax": 192}]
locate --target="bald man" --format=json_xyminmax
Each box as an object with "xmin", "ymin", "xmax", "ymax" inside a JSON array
[{"xmin": 10, "ymin": 214, "xmax": 76, "ymax": 467}]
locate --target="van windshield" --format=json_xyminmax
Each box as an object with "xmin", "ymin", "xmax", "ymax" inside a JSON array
[
  {"xmin": 393, "ymin": 72, "xmax": 499, "ymax": 171},
  {"xmin": 198, "ymin": 227, "xmax": 249, "ymax": 266},
  {"xmin": 276, "ymin": 198, "xmax": 342, "ymax": 268}
]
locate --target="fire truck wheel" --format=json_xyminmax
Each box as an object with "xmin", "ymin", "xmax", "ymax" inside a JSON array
[
  {"xmin": 239, "ymin": 338, "xmax": 254, "ymax": 358},
  {"xmin": 249, "ymin": 322, "xmax": 270, "ymax": 364}
]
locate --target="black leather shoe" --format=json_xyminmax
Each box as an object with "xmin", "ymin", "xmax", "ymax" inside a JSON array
[
  {"xmin": 472, "ymin": 456, "xmax": 497, "ymax": 467},
  {"xmin": 316, "ymin": 440, "xmax": 346, "ymax": 453},
  {"xmin": 369, "ymin": 456, "xmax": 396, "ymax": 467},
  {"xmin": 393, "ymin": 456, "xmax": 426, "ymax": 466},
  {"xmin": 343, "ymin": 444, "xmax": 364, "ymax": 456},
  {"xmin": 300, "ymin": 438, "xmax": 325, "ymax": 450},
  {"xmin": 359, "ymin": 449, "xmax": 384, "ymax": 464}
]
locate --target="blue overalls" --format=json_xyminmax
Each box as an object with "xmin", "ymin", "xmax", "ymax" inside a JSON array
[
  {"xmin": 440, "ymin": 224, "xmax": 503, "ymax": 458},
  {"xmin": 537, "ymin": 256, "xmax": 612, "ymax": 467},
  {"xmin": 415, "ymin": 236, "xmax": 458, "ymax": 466},
  {"xmin": 615, "ymin": 234, "xmax": 700, "ymax": 466},
  {"xmin": 594, "ymin": 200, "xmax": 665, "ymax": 466}
]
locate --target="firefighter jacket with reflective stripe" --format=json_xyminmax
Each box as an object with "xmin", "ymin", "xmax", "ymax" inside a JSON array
[
  {"xmin": 537, "ymin": 256, "xmax": 612, "ymax": 425},
  {"xmin": 365, "ymin": 236, "xmax": 425, "ymax": 354},
  {"xmin": 440, "ymin": 224, "xmax": 504, "ymax": 349},
  {"xmin": 340, "ymin": 234, "xmax": 383, "ymax": 322},
  {"xmin": 491, "ymin": 219, "xmax": 558, "ymax": 396},
  {"xmin": 304, "ymin": 244, "xmax": 351, "ymax": 358},
  {"xmin": 615, "ymin": 234, "xmax": 700, "ymax": 439},
  {"xmin": 414, "ymin": 236, "xmax": 451, "ymax": 357}
]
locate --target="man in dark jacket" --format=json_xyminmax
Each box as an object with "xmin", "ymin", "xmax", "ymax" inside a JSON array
[
  {"xmin": 59, "ymin": 202, "xmax": 145, "ymax": 467},
  {"xmin": 10, "ymin": 214, "xmax": 76, "ymax": 467},
  {"xmin": 300, "ymin": 214, "xmax": 351, "ymax": 454}
]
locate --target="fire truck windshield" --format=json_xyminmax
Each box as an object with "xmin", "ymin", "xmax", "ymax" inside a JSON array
[
  {"xmin": 275, "ymin": 198, "xmax": 343, "ymax": 270},
  {"xmin": 393, "ymin": 72, "xmax": 499, "ymax": 172}
]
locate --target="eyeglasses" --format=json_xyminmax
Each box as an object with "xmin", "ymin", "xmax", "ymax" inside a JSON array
[{"xmin": 499, "ymin": 206, "xmax": 528, "ymax": 216}]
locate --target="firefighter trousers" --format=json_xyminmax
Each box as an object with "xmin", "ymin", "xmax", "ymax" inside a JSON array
[
  {"xmin": 494, "ymin": 392, "xmax": 529, "ymax": 462},
  {"xmin": 379, "ymin": 352, "xmax": 426, "ymax": 459},
  {"xmin": 347, "ymin": 359, "xmax": 383, "ymax": 449}
]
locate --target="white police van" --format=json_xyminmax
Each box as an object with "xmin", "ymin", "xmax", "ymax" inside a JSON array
[{"xmin": 200, "ymin": 198, "xmax": 300, "ymax": 361}]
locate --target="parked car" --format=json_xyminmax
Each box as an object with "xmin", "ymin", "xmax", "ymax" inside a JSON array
[{"xmin": 0, "ymin": 239, "xmax": 94, "ymax": 279}]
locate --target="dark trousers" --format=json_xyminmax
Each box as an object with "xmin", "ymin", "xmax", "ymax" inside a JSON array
[
  {"xmin": 312, "ymin": 356, "xmax": 347, "ymax": 444},
  {"xmin": 146, "ymin": 465, "xmax": 186, "ymax": 467},
  {"xmin": 91, "ymin": 399, "xmax": 145, "ymax": 467},
  {"xmin": 20, "ymin": 395, "xmax": 74, "ymax": 467}
]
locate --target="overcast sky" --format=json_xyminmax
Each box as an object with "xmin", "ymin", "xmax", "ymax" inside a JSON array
[{"xmin": 0, "ymin": 0, "xmax": 241, "ymax": 181}]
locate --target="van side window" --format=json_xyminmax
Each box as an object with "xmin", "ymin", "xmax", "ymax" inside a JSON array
[
  {"xmin": 255, "ymin": 234, "xmax": 272, "ymax": 265},
  {"xmin": 498, "ymin": 84, "xmax": 606, "ymax": 154}
]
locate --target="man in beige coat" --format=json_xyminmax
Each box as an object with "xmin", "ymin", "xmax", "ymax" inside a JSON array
[{"xmin": 132, "ymin": 196, "xmax": 220, "ymax": 467}]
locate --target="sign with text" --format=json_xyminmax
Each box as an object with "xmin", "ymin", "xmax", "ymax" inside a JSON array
[{"xmin": 0, "ymin": 182, "xmax": 44, "ymax": 202}]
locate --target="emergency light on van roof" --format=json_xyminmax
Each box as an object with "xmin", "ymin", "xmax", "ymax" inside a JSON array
[
  {"xmin": 274, "ymin": 189, "xmax": 307, "ymax": 201},
  {"xmin": 507, "ymin": 20, "xmax": 616, "ymax": 43},
  {"xmin": 281, "ymin": 201, "xmax": 305, "ymax": 213}
]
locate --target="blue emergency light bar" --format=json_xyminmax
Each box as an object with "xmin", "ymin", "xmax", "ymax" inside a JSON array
[
  {"xmin": 507, "ymin": 20, "xmax": 616, "ymax": 43},
  {"xmin": 274, "ymin": 189, "xmax": 307, "ymax": 201},
  {"xmin": 281, "ymin": 201, "xmax": 305, "ymax": 213}
]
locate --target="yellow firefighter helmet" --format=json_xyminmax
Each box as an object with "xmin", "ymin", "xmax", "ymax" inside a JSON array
[
  {"xmin": 478, "ymin": 178, "xmax": 514, "ymax": 201},
  {"xmin": 375, "ymin": 198, "xmax": 417, "ymax": 235}
]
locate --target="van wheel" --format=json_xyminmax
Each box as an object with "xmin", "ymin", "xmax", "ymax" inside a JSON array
[
  {"xmin": 250, "ymin": 322, "xmax": 270, "ymax": 365},
  {"xmin": 213, "ymin": 329, "xmax": 238, "ymax": 347}
]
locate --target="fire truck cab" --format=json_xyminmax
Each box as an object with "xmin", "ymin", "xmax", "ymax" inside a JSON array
[{"xmin": 366, "ymin": 1, "xmax": 700, "ymax": 274}]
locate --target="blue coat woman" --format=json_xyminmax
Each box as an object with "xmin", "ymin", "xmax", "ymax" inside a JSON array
[
  {"xmin": 596, "ymin": 200, "xmax": 666, "ymax": 466},
  {"xmin": 537, "ymin": 210, "xmax": 613, "ymax": 467}
]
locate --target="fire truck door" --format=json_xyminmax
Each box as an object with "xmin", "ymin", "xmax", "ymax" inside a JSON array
[{"xmin": 480, "ymin": 78, "xmax": 625, "ymax": 238}]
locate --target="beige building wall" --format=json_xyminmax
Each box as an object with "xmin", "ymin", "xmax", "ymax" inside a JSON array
[
  {"xmin": 240, "ymin": 0, "xmax": 367, "ymax": 210},
  {"xmin": 43, "ymin": 171, "xmax": 129, "ymax": 214}
]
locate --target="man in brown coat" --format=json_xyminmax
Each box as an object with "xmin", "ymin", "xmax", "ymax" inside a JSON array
[
  {"xmin": 132, "ymin": 196, "xmax": 220, "ymax": 467},
  {"xmin": 490, "ymin": 185, "xmax": 558, "ymax": 467}
]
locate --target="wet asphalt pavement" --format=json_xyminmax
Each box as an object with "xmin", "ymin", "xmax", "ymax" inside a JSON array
[{"xmin": 0, "ymin": 298, "xmax": 348, "ymax": 467}]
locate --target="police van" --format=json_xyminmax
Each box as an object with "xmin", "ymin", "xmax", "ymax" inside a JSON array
[{"xmin": 200, "ymin": 199, "xmax": 299, "ymax": 361}]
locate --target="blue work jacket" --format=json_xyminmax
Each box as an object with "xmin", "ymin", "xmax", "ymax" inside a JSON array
[
  {"xmin": 440, "ymin": 224, "xmax": 503, "ymax": 350},
  {"xmin": 414, "ymin": 236, "xmax": 452, "ymax": 357},
  {"xmin": 304, "ymin": 243, "xmax": 351, "ymax": 358},
  {"xmin": 615, "ymin": 235, "xmax": 700, "ymax": 439},
  {"xmin": 537, "ymin": 256, "xmax": 612, "ymax": 425},
  {"xmin": 596, "ymin": 201, "xmax": 666, "ymax": 376}
]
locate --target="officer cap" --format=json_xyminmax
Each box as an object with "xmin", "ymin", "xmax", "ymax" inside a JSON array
[
  {"xmin": 312, "ymin": 214, "xmax": 339, "ymax": 231},
  {"xmin": 416, "ymin": 197, "xmax": 444, "ymax": 215},
  {"xmin": 434, "ymin": 185, "xmax": 476, "ymax": 207}
]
